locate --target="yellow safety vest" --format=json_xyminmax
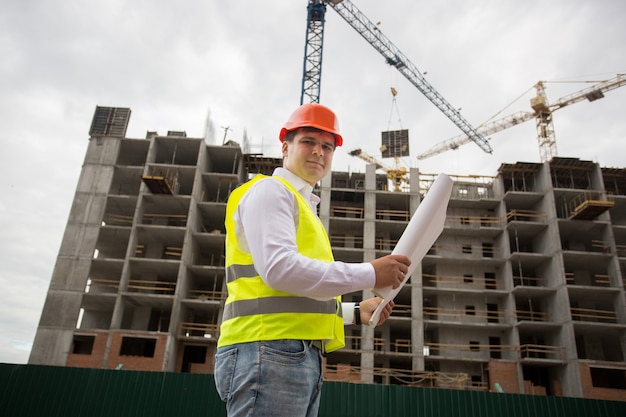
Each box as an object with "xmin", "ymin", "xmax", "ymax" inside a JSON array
[{"xmin": 218, "ymin": 174, "xmax": 345, "ymax": 353}]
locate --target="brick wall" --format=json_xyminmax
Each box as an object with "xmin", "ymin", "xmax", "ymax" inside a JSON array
[
  {"xmin": 323, "ymin": 362, "xmax": 362, "ymax": 383},
  {"xmin": 174, "ymin": 343, "xmax": 216, "ymax": 374},
  {"xmin": 488, "ymin": 361, "xmax": 520, "ymax": 393},
  {"xmin": 524, "ymin": 380, "xmax": 547, "ymax": 395},
  {"xmin": 104, "ymin": 332, "xmax": 167, "ymax": 371},
  {"xmin": 66, "ymin": 331, "xmax": 109, "ymax": 369},
  {"xmin": 579, "ymin": 363, "xmax": 626, "ymax": 402}
]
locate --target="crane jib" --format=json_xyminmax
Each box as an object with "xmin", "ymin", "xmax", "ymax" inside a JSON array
[
  {"xmin": 417, "ymin": 73, "xmax": 626, "ymax": 160},
  {"xmin": 301, "ymin": 0, "xmax": 492, "ymax": 154}
]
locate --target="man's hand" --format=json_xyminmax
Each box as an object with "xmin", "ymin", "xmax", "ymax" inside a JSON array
[
  {"xmin": 359, "ymin": 297, "xmax": 394, "ymax": 326},
  {"xmin": 370, "ymin": 254, "xmax": 411, "ymax": 289}
]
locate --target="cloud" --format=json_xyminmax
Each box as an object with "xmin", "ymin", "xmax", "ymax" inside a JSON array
[{"xmin": 1, "ymin": 0, "xmax": 625, "ymax": 364}]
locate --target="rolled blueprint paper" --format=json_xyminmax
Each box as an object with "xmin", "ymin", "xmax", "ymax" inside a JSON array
[{"xmin": 369, "ymin": 173, "xmax": 453, "ymax": 327}]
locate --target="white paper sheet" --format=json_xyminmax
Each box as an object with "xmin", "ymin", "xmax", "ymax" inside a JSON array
[{"xmin": 368, "ymin": 173, "xmax": 453, "ymax": 327}]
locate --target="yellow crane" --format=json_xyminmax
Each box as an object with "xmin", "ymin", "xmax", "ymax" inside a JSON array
[
  {"xmin": 348, "ymin": 148, "xmax": 409, "ymax": 192},
  {"xmin": 417, "ymin": 73, "xmax": 626, "ymax": 162}
]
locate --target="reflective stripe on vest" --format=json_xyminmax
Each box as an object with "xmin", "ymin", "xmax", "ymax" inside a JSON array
[
  {"xmin": 223, "ymin": 263, "xmax": 342, "ymax": 320},
  {"xmin": 225, "ymin": 264, "xmax": 258, "ymax": 283},
  {"xmin": 217, "ymin": 174, "xmax": 345, "ymax": 352},
  {"xmin": 223, "ymin": 294, "xmax": 340, "ymax": 320}
]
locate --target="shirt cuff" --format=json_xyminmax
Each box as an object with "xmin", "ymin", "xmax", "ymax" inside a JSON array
[
  {"xmin": 347, "ymin": 262, "xmax": 377, "ymax": 293},
  {"xmin": 342, "ymin": 302, "xmax": 356, "ymax": 325}
]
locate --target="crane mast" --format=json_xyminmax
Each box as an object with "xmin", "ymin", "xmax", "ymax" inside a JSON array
[
  {"xmin": 417, "ymin": 73, "xmax": 626, "ymax": 161},
  {"xmin": 531, "ymin": 81, "xmax": 559, "ymax": 162},
  {"xmin": 301, "ymin": 0, "xmax": 493, "ymax": 155},
  {"xmin": 300, "ymin": 1, "xmax": 328, "ymax": 104}
]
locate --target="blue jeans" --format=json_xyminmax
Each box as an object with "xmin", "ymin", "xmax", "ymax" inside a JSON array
[{"xmin": 215, "ymin": 340, "xmax": 324, "ymax": 417}]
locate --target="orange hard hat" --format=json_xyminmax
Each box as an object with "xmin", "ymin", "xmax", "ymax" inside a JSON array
[{"xmin": 279, "ymin": 103, "xmax": 343, "ymax": 147}]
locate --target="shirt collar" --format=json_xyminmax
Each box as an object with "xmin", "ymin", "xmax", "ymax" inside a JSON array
[{"xmin": 273, "ymin": 167, "xmax": 320, "ymax": 207}]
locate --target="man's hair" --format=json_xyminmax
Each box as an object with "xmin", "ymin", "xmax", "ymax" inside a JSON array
[{"xmin": 282, "ymin": 127, "xmax": 336, "ymax": 146}]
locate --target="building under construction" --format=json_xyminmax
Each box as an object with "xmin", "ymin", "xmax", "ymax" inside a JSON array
[{"xmin": 29, "ymin": 107, "xmax": 626, "ymax": 402}]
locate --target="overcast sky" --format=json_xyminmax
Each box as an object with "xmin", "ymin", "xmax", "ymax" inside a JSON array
[{"xmin": 1, "ymin": 0, "xmax": 625, "ymax": 364}]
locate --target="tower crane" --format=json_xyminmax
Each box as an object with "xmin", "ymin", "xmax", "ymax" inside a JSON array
[
  {"xmin": 417, "ymin": 73, "xmax": 626, "ymax": 161},
  {"xmin": 348, "ymin": 148, "xmax": 409, "ymax": 192},
  {"xmin": 301, "ymin": 0, "xmax": 492, "ymax": 155}
]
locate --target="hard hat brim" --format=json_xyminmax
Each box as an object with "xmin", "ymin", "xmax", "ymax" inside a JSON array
[{"xmin": 279, "ymin": 126, "xmax": 343, "ymax": 147}]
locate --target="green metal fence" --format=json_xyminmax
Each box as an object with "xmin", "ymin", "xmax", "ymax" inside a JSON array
[{"xmin": 1, "ymin": 364, "xmax": 625, "ymax": 417}]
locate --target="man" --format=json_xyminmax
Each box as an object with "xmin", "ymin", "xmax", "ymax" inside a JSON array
[{"xmin": 214, "ymin": 103, "xmax": 411, "ymax": 417}]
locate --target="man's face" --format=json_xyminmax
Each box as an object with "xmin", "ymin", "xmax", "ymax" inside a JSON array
[{"xmin": 282, "ymin": 128, "xmax": 336, "ymax": 186}]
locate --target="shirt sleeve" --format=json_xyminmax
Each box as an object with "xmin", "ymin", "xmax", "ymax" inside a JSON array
[{"xmin": 236, "ymin": 178, "xmax": 376, "ymax": 299}]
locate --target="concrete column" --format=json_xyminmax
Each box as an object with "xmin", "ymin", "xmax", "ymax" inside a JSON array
[{"xmin": 29, "ymin": 137, "xmax": 121, "ymax": 366}]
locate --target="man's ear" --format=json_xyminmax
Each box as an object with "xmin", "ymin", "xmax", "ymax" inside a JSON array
[{"xmin": 281, "ymin": 140, "xmax": 289, "ymax": 157}]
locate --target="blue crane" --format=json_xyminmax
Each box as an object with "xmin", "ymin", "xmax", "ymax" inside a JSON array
[{"xmin": 300, "ymin": 0, "xmax": 492, "ymax": 155}]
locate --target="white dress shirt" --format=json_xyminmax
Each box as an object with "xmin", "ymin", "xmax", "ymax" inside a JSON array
[{"xmin": 234, "ymin": 167, "xmax": 375, "ymax": 323}]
